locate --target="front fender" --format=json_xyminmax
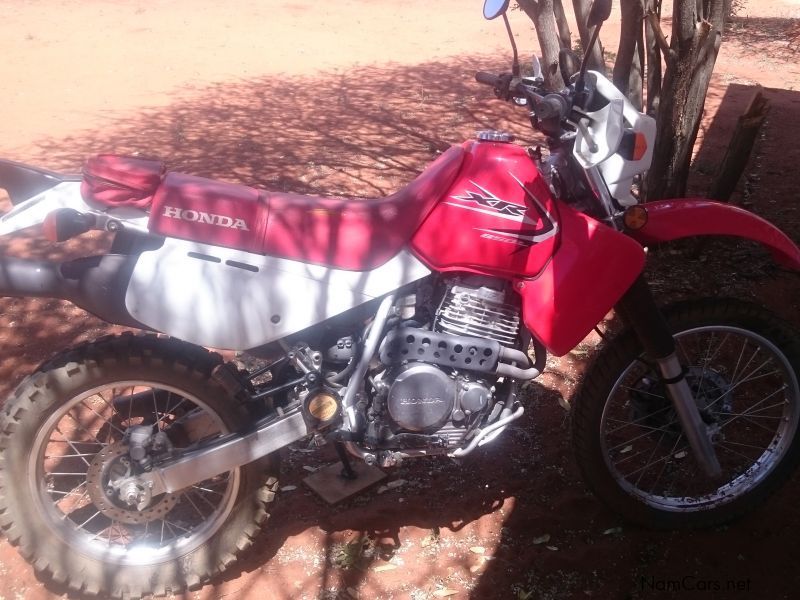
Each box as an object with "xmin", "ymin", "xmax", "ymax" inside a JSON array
[{"xmin": 631, "ymin": 199, "xmax": 800, "ymax": 270}]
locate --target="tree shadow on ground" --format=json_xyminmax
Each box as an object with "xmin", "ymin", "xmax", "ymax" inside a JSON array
[{"xmin": 3, "ymin": 59, "xmax": 800, "ymax": 599}]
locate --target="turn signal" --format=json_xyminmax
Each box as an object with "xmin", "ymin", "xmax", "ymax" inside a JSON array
[{"xmin": 633, "ymin": 132, "xmax": 648, "ymax": 161}]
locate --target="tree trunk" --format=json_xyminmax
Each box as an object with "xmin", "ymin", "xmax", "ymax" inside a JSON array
[
  {"xmin": 572, "ymin": 0, "xmax": 605, "ymax": 73},
  {"xmin": 518, "ymin": 0, "xmax": 566, "ymax": 91},
  {"xmin": 645, "ymin": 0, "xmax": 725, "ymax": 200},
  {"xmin": 708, "ymin": 88, "xmax": 769, "ymax": 201},
  {"xmin": 644, "ymin": 0, "xmax": 662, "ymax": 115},
  {"xmin": 552, "ymin": 0, "xmax": 573, "ymax": 49},
  {"xmin": 613, "ymin": 0, "xmax": 644, "ymax": 109}
]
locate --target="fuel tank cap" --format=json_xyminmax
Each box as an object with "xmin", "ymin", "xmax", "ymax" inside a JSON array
[{"xmin": 476, "ymin": 130, "xmax": 515, "ymax": 143}]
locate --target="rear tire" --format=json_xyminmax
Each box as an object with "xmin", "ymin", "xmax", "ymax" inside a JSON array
[
  {"xmin": 572, "ymin": 299, "xmax": 800, "ymax": 528},
  {"xmin": 0, "ymin": 333, "xmax": 279, "ymax": 598}
]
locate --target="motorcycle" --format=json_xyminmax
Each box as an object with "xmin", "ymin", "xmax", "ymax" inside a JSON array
[{"xmin": 1, "ymin": 0, "xmax": 799, "ymax": 596}]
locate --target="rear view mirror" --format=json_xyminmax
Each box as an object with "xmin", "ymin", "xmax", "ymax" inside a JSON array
[
  {"xmin": 483, "ymin": 0, "xmax": 510, "ymax": 20},
  {"xmin": 586, "ymin": 0, "xmax": 612, "ymax": 28}
]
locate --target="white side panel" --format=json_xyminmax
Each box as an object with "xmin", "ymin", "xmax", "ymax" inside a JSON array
[
  {"xmin": 125, "ymin": 238, "xmax": 431, "ymax": 350},
  {"xmin": 0, "ymin": 181, "xmax": 150, "ymax": 235}
]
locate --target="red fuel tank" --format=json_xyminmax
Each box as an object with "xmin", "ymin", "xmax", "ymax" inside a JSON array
[{"xmin": 411, "ymin": 140, "xmax": 560, "ymax": 278}]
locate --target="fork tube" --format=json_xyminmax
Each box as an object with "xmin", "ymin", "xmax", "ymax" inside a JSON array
[{"xmin": 615, "ymin": 276, "xmax": 722, "ymax": 477}]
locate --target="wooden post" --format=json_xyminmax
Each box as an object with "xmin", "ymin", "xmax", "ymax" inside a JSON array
[{"xmin": 707, "ymin": 87, "xmax": 770, "ymax": 202}]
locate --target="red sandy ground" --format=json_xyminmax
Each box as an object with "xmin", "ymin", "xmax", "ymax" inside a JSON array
[{"xmin": 1, "ymin": 1, "xmax": 800, "ymax": 598}]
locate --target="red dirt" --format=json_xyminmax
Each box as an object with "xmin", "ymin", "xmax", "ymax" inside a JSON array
[{"xmin": 2, "ymin": 1, "xmax": 800, "ymax": 599}]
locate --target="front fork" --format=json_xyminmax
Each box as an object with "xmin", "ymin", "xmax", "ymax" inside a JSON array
[{"xmin": 615, "ymin": 276, "xmax": 722, "ymax": 477}]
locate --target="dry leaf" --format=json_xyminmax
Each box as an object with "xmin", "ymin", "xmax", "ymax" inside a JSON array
[
  {"xmin": 280, "ymin": 485, "xmax": 297, "ymax": 492},
  {"xmin": 469, "ymin": 564, "xmax": 483, "ymax": 573},
  {"xmin": 674, "ymin": 450, "xmax": 688, "ymax": 459},
  {"xmin": 433, "ymin": 589, "xmax": 459, "ymax": 597},
  {"xmin": 302, "ymin": 465, "xmax": 318, "ymax": 472},
  {"xmin": 620, "ymin": 445, "xmax": 633, "ymax": 454},
  {"xmin": 546, "ymin": 545, "xmax": 559, "ymax": 551},
  {"xmin": 469, "ymin": 546, "xmax": 485, "ymax": 554},
  {"xmin": 373, "ymin": 564, "xmax": 398, "ymax": 572},
  {"xmin": 603, "ymin": 527, "xmax": 623, "ymax": 535},
  {"xmin": 532, "ymin": 534, "xmax": 550, "ymax": 544}
]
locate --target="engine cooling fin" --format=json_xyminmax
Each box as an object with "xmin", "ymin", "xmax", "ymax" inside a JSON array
[{"xmin": 435, "ymin": 284, "xmax": 520, "ymax": 346}]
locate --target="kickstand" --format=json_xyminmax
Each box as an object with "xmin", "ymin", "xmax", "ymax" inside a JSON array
[{"xmin": 334, "ymin": 441, "xmax": 358, "ymax": 480}]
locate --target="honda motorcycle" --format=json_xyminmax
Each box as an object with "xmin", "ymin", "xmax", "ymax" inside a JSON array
[{"xmin": 0, "ymin": 0, "xmax": 799, "ymax": 597}]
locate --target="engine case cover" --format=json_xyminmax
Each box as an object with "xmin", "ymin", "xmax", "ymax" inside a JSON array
[{"xmin": 387, "ymin": 364, "xmax": 455, "ymax": 432}]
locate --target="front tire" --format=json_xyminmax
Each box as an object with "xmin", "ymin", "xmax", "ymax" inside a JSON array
[
  {"xmin": 0, "ymin": 334, "xmax": 279, "ymax": 598},
  {"xmin": 572, "ymin": 299, "xmax": 800, "ymax": 528}
]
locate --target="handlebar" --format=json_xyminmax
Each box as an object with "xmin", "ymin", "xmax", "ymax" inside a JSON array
[
  {"xmin": 475, "ymin": 70, "xmax": 570, "ymax": 138},
  {"xmin": 475, "ymin": 71, "xmax": 501, "ymax": 87}
]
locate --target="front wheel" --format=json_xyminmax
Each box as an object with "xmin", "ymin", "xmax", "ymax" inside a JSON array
[
  {"xmin": 0, "ymin": 334, "xmax": 279, "ymax": 598},
  {"xmin": 572, "ymin": 299, "xmax": 800, "ymax": 528}
]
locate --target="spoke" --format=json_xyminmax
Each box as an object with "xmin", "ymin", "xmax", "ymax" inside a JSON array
[
  {"xmin": 695, "ymin": 332, "xmax": 720, "ymax": 404},
  {"xmin": 153, "ymin": 388, "xmax": 160, "ymax": 426},
  {"xmin": 605, "ymin": 417, "xmax": 675, "ymax": 433},
  {"xmin": 163, "ymin": 519, "xmax": 177, "ymax": 540},
  {"xmin": 60, "ymin": 487, "xmax": 91, "ymax": 519},
  {"xmin": 722, "ymin": 412, "xmax": 784, "ymax": 419},
  {"xmin": 93, "ymin": 390, "xmax": 126, "ymax": 422},
  {"xmin": 44, "ymin": 452, "xmax": 96, "ymax": 459},
  {"xmin": 619, "ymin": 384, "xmax": 665, "ymax": 400},
  {"xmin": 622, "ymin": 442, "xmax": 690, "ymax": 480},
  {"xmin": 64, "ymin": 411, "xmax": 105, "ymax": 446},
  {"xmin": 606, "ymin": 403, "xmax": 674, "ymax": 434},
  {"xmin": 705, "ymin": 368, "xmax": 780, "ymax": 410},
  {"xmin": 78, "ymin": 399, "xmax": 125, "ymax": 438},
  {"xmin": 646, "ymin": 433, "xmax": 683, "ymax": 491},
  {"xmin": 738, "ymin": 415, "xmax": 780, "ymax": 435},
  {"xmin": 731, "ymin": 346, "xmax": 762, "ymax": 388},
  {"xmin": 126, "ymin": 386, "xmax": 134, "ymax": 424},
  {"xmin": 53, "ymin": 427, "xmax": 93, "ymax": 467},
  {"xmin": 728, "ymin": 338, "xmax": 749, "ymax": 386},
  {"xmin": 716, "ymin": 442, "xmax": 757, "ymax": 463},
  {"xmin": 192, "ymin": 484, "xmax": 226, "ymax": 497},
  {"xmin": 75, "ymin": 510, "xmax": 102, "ymax": 530},
  {"xmin": 719, "ymin": 389, "xmax": 787, "ymax": 430},
  {"xmin": 50, "ymin": 480, "xmax": 87, "ymax": 499},
  {"xmin": 156, "ymin": 396, "xmax": 187, "ymax": 429},
  {"xmin": 164, "ymin": 518, "xmax": 191, "ymax": 534},
  {"xmin": 635, "ymin": 429, "xmax": 668, "ymax": 487},
  {"xmin": 720, "ymin": 439, "xmax": 771, "ymax": 452},
  {"xmin": 183, "ymin": 491, "xmax": 207, "ymax": 519},
  {"xmin": 191, "ymin": 487, "xmax": 219, "ymax": 510},
  {"xmin": 607, "ymin": 424, "xmax": 675, "ymax": 452}
]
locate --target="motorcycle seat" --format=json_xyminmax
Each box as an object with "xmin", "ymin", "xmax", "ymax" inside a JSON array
[
  {"xmin": 262, "ymin": 145, "xmax": 465, "ymax": 270},
  {"xmin": 92, "ymin": 146, "xmax": 464, "ymax": 271}
]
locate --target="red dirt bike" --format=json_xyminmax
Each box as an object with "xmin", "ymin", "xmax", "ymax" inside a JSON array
[{"xmin": 0, "ymin": 0, "xmax": 799, "ymax": 597}]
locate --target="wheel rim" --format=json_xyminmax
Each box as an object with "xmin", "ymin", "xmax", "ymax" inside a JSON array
[
  {"xmin": 30, "ymin": 381, "xmax": 240, "ymax": 566},
  {"xmin": 600, "ymin": 326, "xmax": 800, "ymax": 512}
]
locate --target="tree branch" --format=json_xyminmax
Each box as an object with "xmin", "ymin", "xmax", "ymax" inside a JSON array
[{"xmin": 646, "ymin": 10, "xmax": 676, "ymax": 64}]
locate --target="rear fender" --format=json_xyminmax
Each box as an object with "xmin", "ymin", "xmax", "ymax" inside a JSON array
[
  {"xmin": 0, "ymin": 159, "xmax": 73, "ymax": 205},
  {"xmin": 631, "ymin": 199, "xmax": 800, "ymax": 269},
  {"xmin": 0, "ymin": 179, "xmax": 149, "ymax": 236}
]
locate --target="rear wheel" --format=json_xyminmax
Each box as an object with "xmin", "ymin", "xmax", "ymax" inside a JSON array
[
  {"xmin": 0, "ymin": 334, "xmax": 279, "ymax": 598},
  {"xmin": 572, "ymin": 299, "xmax": 800, "ymax": 528}
]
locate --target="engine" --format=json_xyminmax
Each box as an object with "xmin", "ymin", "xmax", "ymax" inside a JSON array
[{"xmin": 371, "ymin": 278, "xmax": 522, "ymax": 449}]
